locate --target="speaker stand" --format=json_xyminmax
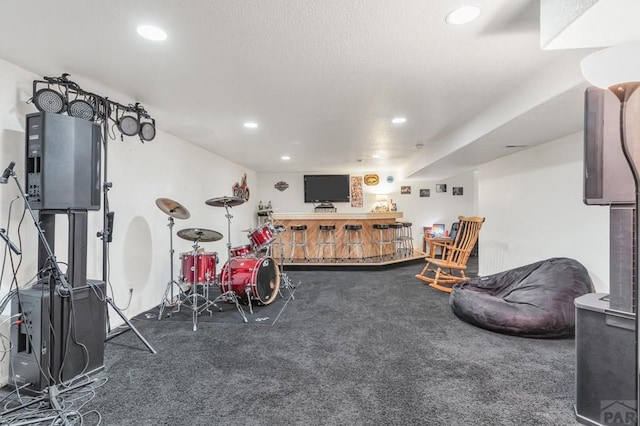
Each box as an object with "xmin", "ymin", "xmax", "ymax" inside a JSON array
[
  {"xmin": 100, "ymin": 98, "xmax": 155, "ymax": 354},
  {"xmin": 104, "ymin": 294, "xmax": 157, "ymax": 354}
]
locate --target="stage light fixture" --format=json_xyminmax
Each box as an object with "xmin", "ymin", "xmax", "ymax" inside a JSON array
[
  {"xmin": 33, "ymin": 88, "xmax": 65, "ymax": 114},
  {"xmin": 118, "ymin": 114, "xmax": 140, "ymax": 137},
  {"xmin": 139, "ymin": 120, "xmax": 156, "ymax": 141},
  {"xmin": 68, "ymin": 98, "xmax": 95, "ymax": 120}
]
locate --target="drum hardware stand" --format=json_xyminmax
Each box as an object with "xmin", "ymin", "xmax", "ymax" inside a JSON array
[
  {"xmin": 182, "ymin": 237, "xmax": 215, "ymax": 331},
  {"xmin": 154, "ymin": 198, "xmax": 191, "ymax": 320},
  {"xmin": 245, "ymin": 287, "xmax": 254, "ymax": 315},
  {"xmin": 158, "ymin": 216, "xmax": 184, "ymax": 319},
  {"xmin": 212, "ymin": 202, "xmax": 248, "ymax": 323},
  {"xmin": 268, "ymin": 218, "xmax": 299, "ymax": 300}
]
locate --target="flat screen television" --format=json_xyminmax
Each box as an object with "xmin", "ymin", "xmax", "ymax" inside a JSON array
[{"xmin": 303, "ymin": 174, "xmax": 350, "ymax": 203}]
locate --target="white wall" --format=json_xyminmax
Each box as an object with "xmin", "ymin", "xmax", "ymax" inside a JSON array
[
  {"xmin": 477, "ymin": 132, "xmax": 610, "ymax": 291},
  {"xmin": 0, "ymin": 58, "xmax": 259, "ymax": 327},
  {"xmin": 256, "ymin": 170, "xmax": 477, "ymax": 247}
]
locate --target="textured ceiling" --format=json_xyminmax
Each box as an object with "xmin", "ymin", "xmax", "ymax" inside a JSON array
[{"xmin": 0, "ymin": 0, "xmax": 609, "ymax": 179}]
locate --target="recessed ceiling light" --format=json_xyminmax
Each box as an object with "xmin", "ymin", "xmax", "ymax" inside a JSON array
[
  {"xmin": 392, "ymin": 117, "xmax": 407, "ymax": 124},
  {"xmin": 281, "ymin": 155, "xmax": 290, "ymax": 160},
  {"xmin": 372, "ymin": 154, "xmax": 381, "ymax": 159},
  {"xmin": 137, "ymin": 25, "xmax": 167, "ymax": 41},
  {"xmin": 244, "ymin": 122, "xmax": 258, "ymax": 128},
  {"xmin": 445, "ymin": 5, "xmax": 481, "ymax": 25}
]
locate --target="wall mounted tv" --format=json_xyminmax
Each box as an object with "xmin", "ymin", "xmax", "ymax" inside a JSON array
[{"xmin": 303, "ymin": 174, "xmax": 350, "ymax": 203}]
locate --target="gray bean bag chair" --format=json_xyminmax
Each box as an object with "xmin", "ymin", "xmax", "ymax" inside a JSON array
[{"xmin": 449, "ymin": 257, "xmax": 594, "ymax": 338}]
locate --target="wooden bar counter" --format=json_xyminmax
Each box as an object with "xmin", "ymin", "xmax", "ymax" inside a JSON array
[{"xmin": 271, "ymin": 212, "xmax": 404, "ymax": 260}]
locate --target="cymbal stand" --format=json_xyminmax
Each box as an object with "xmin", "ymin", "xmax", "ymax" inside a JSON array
[
  {"xmin": 211, "ymin": 204, "xmax": 248, "ymax": 323},
  {"xmin": 158, "ymin": 216, "xmax": 184, "ymax": 319}
]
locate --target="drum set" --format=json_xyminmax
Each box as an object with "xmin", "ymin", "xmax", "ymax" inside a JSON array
[{"xmin": 156, "ymin": 195, "xmax": 295, "ymax": 331}]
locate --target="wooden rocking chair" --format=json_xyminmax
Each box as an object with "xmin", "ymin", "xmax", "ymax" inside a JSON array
[{"xmin": 415, "ymin": 216, "xmax": 485, "ymax": 293}]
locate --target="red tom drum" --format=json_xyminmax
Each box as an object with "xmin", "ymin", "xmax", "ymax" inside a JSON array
[
  {"xmin": 180, "ymin": 252, "xmax": 217, "ymax": 284},
  {"xmin": 247, "ymin": 224, "xmax": 275, "ymax": 250},
  {"xmin": 219, "ymin": 256, "xmax": 280, "ymax": 305},
  {"xmin": 231, "ymin": 245, "xmax": 254, "ymax": 258}
]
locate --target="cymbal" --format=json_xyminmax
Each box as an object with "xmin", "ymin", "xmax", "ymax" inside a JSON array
[
  {"xmin": 155, "ymin": 198, "xmax": 190, "ymax": 219},
  {"xmin": 205, "ymin": 196, "xmax": 245, "ymax": 207},
  {"xmin": 177, "ymin": 228, "xmax": 223, "ymax": 242}
]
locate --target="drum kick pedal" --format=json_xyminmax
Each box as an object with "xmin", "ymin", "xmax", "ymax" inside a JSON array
[{"xmin": 278, "ymin": 271, "xmax": 298, "ymax": 299}]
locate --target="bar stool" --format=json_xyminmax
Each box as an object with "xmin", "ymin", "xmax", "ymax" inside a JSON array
[
  {"xmin": 401, "ymin": 222, "xmax": 414, "ymax": 256},
  {"xmin": 289, "ymin": 224, "xmax": 309, "ymax": 260},
  {"xmin": 269, "ymin": 224, "xmax": 286, "ymax": 262},
  {"xmin": 316, "ymin": 224, "xmax": 337, "ymax": 261},
  {"xmin": 371, "ymin": 224, "xmax": 391, "ymax": 259},
  {"xmin": 388, "ymin": 223, "xmax": 404, "ymax": 258},
  {"xmin": 341, "ymin": 224, "xmax": 364, "ymax": 261}
]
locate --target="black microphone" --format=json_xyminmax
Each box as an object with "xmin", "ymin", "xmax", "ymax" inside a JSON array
[
  {"xmin": 0, "ymin": 161, "xmax": 15, "ymax": 184},
  {"xmin": 0, "ymin": 228, "xmax": 21, "ymax": 255}
]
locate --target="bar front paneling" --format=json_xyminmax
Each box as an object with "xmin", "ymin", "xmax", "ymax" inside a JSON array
[{"xmin": 271, "ymin": 212, "xmax": 404, "ymax": 261}]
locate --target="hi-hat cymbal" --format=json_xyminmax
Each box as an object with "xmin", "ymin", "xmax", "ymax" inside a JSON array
[
  {"xmin": 177, "ymin": 228, "xmax": 223, "ymax": 242},
  {"xmin": 155, "ymin": 198, "xmax": 191, "ymax": 219},
  {"xmin": 205, "ymin": 196, "xmax": 245, "ymax": 207}
]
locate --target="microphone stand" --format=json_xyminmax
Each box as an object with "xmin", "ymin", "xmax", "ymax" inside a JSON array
[
  {"xmin": 6, "ymin": 168, "xmax": 70, "ymax": 290},
  {"xmin": 2, "ymin": 165, "xmax": 71, "ymax": 418}
]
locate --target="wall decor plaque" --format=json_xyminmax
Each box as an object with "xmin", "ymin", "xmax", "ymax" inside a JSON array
[
  {"xmin": 274, "ymin": 181, "xmax": 289, "ymax": 192},
  {"xmin": 364, "ymin": 174, "xmax": 379, "ymax": 186},
  {"xmin": 232, "ymin": 173, "xmax": 250, "ymax": 200}
]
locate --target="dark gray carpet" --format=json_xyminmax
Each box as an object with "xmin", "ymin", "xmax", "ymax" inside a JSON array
[
  {"xmin": 5, "ymin": 259, "xmax": 581, "ymax": 425},
  {"xmin": 136, "ymin": 284, "xmax": 297, "ymax": 325}
]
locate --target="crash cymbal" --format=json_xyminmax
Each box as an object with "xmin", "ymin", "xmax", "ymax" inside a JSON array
[
  {"xmin": 155, "ymin": 198, "xmax": 191, "ymax": 219},
  {"xmin": 205, "ymin": 196, "xmax": 245, "ymax": 207},
  {"xmin": 177, "ymin": 228, "xmax": 223, "ymax": 242}
]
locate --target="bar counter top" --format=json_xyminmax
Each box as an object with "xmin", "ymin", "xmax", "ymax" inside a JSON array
[{"xmin": 272, "ymin": 212, "xmax": 403, "ymax": 221}]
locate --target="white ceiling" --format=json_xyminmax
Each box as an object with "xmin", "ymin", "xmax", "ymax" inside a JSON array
[{"xmin": 0, "ymin": 1, "xmax": 631, "ymax": 180}]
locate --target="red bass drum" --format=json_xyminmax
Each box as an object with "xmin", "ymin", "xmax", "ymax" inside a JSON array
[{"xmin": 219, "ymin": 256, "xmax": 280, "ymax": 305}]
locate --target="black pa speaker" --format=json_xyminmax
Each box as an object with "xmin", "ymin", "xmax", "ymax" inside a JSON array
[
  {"xmin": 25, "ymin": 112, "xmax": 101, "ymax": 210},
  {"xmin": 10, "ymin": 280, "xmax": 106, "ymax": 392}
]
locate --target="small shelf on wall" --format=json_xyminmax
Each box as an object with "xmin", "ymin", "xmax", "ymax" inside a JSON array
[{"xmin": 314, "ymin": 203, "xmax": 336, "ymax": 213}]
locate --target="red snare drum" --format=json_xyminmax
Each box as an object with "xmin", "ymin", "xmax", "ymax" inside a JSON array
[
  {"xmin": 231, "ymin": 244, "xmax": 253, "ymax": 258},
  {"xmin": 180, "ymin": 252, "xmax": 217, "ymax": 284},
  {"xmin": 219, "ymin": 256, "xmax": 280, "ymax": 305},
  {"xmin": 247, "ymin": 224, "xmax": 275, "ymax": 250}
]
